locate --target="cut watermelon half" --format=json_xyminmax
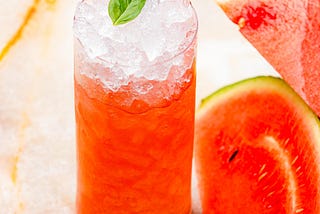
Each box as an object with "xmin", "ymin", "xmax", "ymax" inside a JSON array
[
  {"xmin": 215, "ymin": 0, "xmax": 320, "ymax": 117},
  {"xmin": 195, "ymin": 76, "xmax": 320, "ymax": 213}
]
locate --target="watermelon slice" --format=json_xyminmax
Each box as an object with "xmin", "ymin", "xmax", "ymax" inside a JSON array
[
  {"xmin": 215, "ymin": 0, "xmax": 320, "ymax": 117},
  {"xmin": 195, "ymin": 76, "xmax": 320, "ymax": 213}
]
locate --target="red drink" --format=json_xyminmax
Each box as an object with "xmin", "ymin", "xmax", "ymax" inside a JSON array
[
  {"xmin": 74, "ymin": 63, "xmax": 196, "ymax": 213},
  {"xmin": 74, "ymin": 0, "xmax": 198, "ymax": 213}
]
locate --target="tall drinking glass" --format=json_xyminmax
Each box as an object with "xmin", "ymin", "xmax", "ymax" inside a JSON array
[{"xmin": 73, "ymin": 0, "xmax": 198, "ymax": 213}]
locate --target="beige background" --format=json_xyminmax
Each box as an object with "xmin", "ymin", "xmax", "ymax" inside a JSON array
[{"xmin": 0, "ymin": 0, "xmax": 277, "ymax": 213}]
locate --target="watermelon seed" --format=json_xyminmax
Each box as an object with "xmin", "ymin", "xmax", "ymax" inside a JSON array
[
  {"xmin": 258, "ymin": 172, "xmax": 268, "ymax": 182},
  {"xmin": 238, "ymin": 17, "xmax": 246, "ymax": 28},
  {"xmin": 295, "ymin": 208, "xmax": 304, "ymax": 213},
  {"xmin": 266, "ymin": 190, "xmax": 275, "ymax": 198},
  {"xmin": 291, "ymin": 156, "xmax": 298, "ymax": 165},
  {"xmin": 259, "ymin": 164, "xmax": 266, "ymax": 174},
  {"xmin": 228, "ymin": 150, "xmax": 239, "ymax": 162}
]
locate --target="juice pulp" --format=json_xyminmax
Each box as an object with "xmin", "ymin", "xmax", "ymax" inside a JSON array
[{"xmin": 75, "ymin": 62, "xmax": 196, "ymax": 213}]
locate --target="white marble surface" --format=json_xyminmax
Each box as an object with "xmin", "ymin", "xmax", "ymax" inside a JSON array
[{"xmin": 0, "ymin": 0, "xmax": 278, "ymax": 213}]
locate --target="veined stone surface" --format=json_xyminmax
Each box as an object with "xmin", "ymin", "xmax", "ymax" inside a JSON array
[{"xmin": 0, "ymin": 0, "xmax": 76, "ymax": 213}]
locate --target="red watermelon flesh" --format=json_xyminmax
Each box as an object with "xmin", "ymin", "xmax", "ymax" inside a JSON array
[
  {"xmin": 195, "ymin": 76, "xmax": 320, "ymax": 213},
  {"xmin": 215, "ymin": 0, "xmax": 320, "ymax": 117}
]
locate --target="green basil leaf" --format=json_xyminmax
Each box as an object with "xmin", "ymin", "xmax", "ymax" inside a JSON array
[{"xmin": 108, "ymin": 0, "xmax": 146, "ymax": 25}]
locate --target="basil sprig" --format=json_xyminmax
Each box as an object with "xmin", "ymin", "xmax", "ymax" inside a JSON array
[{"xmin": 108, "ymin": 0, "xmax": 146, "ymax": 25}]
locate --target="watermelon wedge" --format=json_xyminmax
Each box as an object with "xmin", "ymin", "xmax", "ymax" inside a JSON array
[
  {"xmin": 215, "ymin": 0, "xmax": 320, "ymax": 117},
  {"xmin": 195, "ymin": 76, "xmax": 320, "ymax": 213}
]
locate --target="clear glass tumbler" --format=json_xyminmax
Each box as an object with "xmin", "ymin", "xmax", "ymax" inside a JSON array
[{"xmin": 73, "ymin": 0, "xmax": 198, "ymax": 213}]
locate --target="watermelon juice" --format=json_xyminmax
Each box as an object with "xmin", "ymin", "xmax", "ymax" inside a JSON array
[{"xmin": 73, "ymin": 0, "xmax": 198, "ymax": 213}]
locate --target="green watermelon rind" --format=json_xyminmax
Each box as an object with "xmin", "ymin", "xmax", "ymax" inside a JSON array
[{"xmin": 197, "ymin": 75, "xmax": 320, "ymax": 158}]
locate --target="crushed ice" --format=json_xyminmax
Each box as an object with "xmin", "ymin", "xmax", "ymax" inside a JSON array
[{"xmin": 73, "ymin": 0, "xmax": 197, "ymax": 106}]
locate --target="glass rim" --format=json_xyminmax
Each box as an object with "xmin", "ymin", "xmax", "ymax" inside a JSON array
[{"xmin": 74, "ymin": 1, "xmax": 198, "ymax": 68}]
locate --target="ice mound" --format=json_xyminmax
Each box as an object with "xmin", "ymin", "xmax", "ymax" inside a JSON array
[{"xmin": 73, "ymin": 0, "xmax": 197, "ymax": 94}]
